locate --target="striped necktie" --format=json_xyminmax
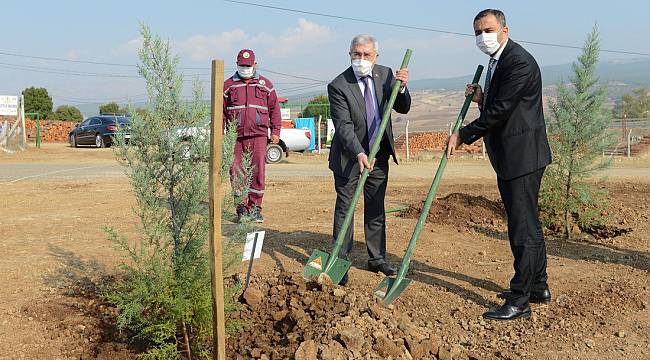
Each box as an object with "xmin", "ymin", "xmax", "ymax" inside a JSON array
[{"xmin": 483, "ymin": 58, "xmax": 497, "ymax": 107}]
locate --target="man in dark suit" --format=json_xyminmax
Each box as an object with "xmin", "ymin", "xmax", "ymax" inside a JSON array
[
  {"xmin": 447, "ymin": 9, "xmax": 552, "ymax": 320},
  {"xmin": 328, "ymin": 34, "xmax": 411, "ymax": 285}
]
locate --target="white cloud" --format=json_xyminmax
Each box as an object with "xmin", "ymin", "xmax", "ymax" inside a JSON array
[
  {"xmin": 67, "ymin": 50, "xmax": 79, "ymax": 61},
  {"xmin": 112, "ymin": 36, "xmax": 143, "ymax": 57},
  {"xmin": 172, "ymin": 18, "xmax": 331, "ymax": 61},
  {"xmin": 264, "ymin": 18, "xmax": 331, "ymax": 57},
  {"xmin": 174, "ymin": 29, "xmax": 248, "ymax": 61},
  {"xmin": 110, "ymin": 19, "xmax": 331, "ymax": 64}
]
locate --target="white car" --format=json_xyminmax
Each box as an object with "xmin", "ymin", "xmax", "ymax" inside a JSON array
[
  {"xmin": 174, "ymin": 124, "xmax": 311, "ymax": 164},
  {"xmin": 267, "ymin": 127, "xmax": 311, "ymax": 163}
]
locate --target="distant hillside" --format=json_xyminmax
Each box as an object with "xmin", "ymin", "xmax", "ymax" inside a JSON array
[
  {"xmin": 409, "ymin": 58, "xmax": 650, "ymax": 94},
  {"xmin": 69, "ymin": 59, "xmax": 649, "ymax": 117}
]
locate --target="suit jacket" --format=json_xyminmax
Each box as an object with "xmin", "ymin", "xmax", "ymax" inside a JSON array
[
  {"xmin": 328, "ymin": 65, "xmax": 411, "ymax": 178},
  {"xmin": 459, "ymin": 40, "xmax": 552, "ymax": 180}
]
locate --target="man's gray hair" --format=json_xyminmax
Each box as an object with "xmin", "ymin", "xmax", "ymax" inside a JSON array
[
  {"xmin": 474, "ymin": 9, "xmax": 506, "ymax": 27},
  {"xmin": 350, "ymin": 34, "xmax": 378, "ymax": 52}
]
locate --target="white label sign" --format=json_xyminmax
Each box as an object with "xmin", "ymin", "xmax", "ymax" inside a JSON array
[
  {"xmin": 281, "ymin": 108, "xmax": 291, "ymax": 120},
  {"xmin": 0, "ymin": 96, "xmax": 18, "ymax": 116},
  {"xmin": 242, "ymin": 231, "xmax": 265, "ymax": 261}
]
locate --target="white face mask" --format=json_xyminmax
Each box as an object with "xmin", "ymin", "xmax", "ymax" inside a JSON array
[
  {"xmin": 237, "ymin": 66, "xmax": 255, "ymax": 79},
  {"xmin": 476, "ymin": 31, "xmax": 501, "ymax": 56},
  {"xmin": 351, "ymin": 59, "xmax": 373, "ymax": 77}
]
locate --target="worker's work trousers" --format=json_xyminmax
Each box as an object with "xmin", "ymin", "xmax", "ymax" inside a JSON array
[{"xmin": 231, "ymin": 136, "xmax": 267, "ymax": 212}]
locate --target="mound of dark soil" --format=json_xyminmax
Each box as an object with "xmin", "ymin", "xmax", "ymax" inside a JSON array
[
  {"xmin": 400, "ymin": 193, "xmax": 506, "ymax": 229},
  {"xmin": 402, "ymin": 193, "xmax": 633, "ymax": 240},
  {"xmin": 226, "ymin": 271, "xmax": 452, "ymax": 360}
]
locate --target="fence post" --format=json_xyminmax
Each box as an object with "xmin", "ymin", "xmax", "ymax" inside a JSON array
[
  {"xmin": 405, "ymin": 118, "xmax": 410, "ymax": 161},
  {"xmin": 20, "ymin": 95, "xmax": 26, "ymax": 148},
  {"xmin": 317, "ymin": 115, "xmax": 322, "ymax": 154},
  {"xmin": 482, "ymin": 139, "xmax": 486, "ymax": 158},
  {"xmin": 35, "ymin": 113, "xmax": 41, "ymax": 149},
  {"xmin": 627, "ymin": 129, "xmax": 632, "ymax": 158}
]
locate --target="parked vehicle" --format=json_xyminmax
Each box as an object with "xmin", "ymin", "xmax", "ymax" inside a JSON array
[
  {"xmin": 69, "ymin": 115, "xmax": 130, "ymax": 148},
  {"xmin": 266, "ymin": 127, "xmax": 311, "ymax": 163},
  {"xmin": 173, "ymin": 124, "xmax": 311, "ymax": 164}
]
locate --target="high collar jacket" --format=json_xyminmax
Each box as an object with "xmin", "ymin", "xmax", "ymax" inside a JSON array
[{"xmin": 223, "ymin": 72, "xmax": 281, "ymax": 138}]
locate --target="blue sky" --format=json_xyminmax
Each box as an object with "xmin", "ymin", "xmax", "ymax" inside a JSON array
[{"xmin": 1, "ymin": 0, "xmax": 648, "ymax": 107}]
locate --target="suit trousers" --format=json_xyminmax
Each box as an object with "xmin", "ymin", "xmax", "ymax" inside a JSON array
[
  {"xmin": 332, "ymin": 153, "xmax": 389, "ymax": 267},
  {"xmin": 497, "ymin": 167, "xmax": 548, "ymax": 306}
]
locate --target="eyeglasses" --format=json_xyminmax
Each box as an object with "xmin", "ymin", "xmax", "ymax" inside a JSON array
[{"xmin": 350, "ymin": 51, "xmax": 377, "ymax": 60}]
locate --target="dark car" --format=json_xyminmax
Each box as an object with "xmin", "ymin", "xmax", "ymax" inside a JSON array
[{"xmin": 69, "ymin": 115, "xmax": 131, "ymax": 148}]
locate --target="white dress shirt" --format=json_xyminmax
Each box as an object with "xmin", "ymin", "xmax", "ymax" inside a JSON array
[{"xmin": 491, "ymin": 38, "xmax": 509, "ymax": 68}]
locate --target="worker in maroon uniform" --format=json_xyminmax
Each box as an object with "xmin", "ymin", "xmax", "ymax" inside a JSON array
[{"xmin": 223, "ymin": 49, "xmax": 281, "ymax": 223}]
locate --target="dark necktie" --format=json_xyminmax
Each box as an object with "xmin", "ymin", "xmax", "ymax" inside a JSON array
[
  {"xmin": 362, "ymin": 76, "xmax": 379, "ymax": 147},
  {"xmin": 483, "ymin": 58, "xmax": 497, "ymax": 107}
]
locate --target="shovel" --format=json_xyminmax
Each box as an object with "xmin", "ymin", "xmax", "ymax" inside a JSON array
[
  {"xmin": 373, "ymin": 65, "xmax": 484, "ymax": 305},
  {"xmin": 303, "ymin": 49, "xmax": 413, "ymax": 285}
]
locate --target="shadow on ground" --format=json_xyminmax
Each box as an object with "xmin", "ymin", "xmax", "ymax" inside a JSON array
[{"xmin": 237, "ymin": 226, "xmax": 506, "ymax": 308}]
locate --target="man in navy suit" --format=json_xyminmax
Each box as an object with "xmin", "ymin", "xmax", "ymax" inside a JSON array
[{"xmin": 448, "ymin": 9, "xmax": 553, "ymax": 320}]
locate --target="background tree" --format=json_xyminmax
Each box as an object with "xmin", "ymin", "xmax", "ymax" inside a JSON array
[
  {"xmin": 22, "ymin": 87, "xmax": 53, "ymax": 119},
  {"xmin": 539, "ymin": 25, "xmax": 616, "ymax": 240},
  {"xmin": 299, "ymin": 94, "xmax": 329, "ymax": 119},
  {"xmin": 52, "ymin": 105, "xmax": 84, "ymax": 121},
  {"xmin": 620, "ymin": 87, "xmax": 650, "ymax": 118},
  {"xmin": 106, "ymin": 24, "xmax": 251, "ymax": 359},
  {"xmin": 99, "ymin": 102, "xmax": 120, "ymax": 114}
]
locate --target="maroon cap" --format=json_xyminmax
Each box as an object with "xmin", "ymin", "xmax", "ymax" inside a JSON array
[{"xmin": 236, "ymin": 49, "xmax": 255, "ymax": 66}]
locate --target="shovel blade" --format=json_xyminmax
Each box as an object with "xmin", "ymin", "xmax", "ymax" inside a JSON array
[
  {"xmin": 373, "ymin": 276, "xmax": 412, "ymax": 306},
  {"xmin": 302, "ymin": 249, "xmax": 351, "ymax": 285}
]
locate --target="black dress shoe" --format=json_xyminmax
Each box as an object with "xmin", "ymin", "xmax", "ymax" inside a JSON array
[
  {"xmin": 368, "ymin": 262, "xmax": 397, "ymax": 276},
  {"xmin": 498, "ymin": 288, "xmax": 552, "ymax": 304},
  {"xmin": 483, "ymin": 303, "xmax": 531, "ymax": 321}
]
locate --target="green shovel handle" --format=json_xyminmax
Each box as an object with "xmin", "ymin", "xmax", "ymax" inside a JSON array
[{"xmin": 393, "ymin": 64, "xmax": 484, "ymax": 280}]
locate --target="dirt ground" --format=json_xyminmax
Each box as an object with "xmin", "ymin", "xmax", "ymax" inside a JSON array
[{"xmin": 1, "ymin": 143, "xmax": 649, "ymax": 359}]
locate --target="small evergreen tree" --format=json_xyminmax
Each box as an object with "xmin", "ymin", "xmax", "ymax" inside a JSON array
[
  {"xmin": 22, "ymin": 87, "xmax": 53, "ymax": 119},
  {"xmin": 106, "ymin": 23, "xmax": 252, "ymax": 359},
  {"xmin": 539, "ymin": 25, "xmax": 616, "ymax": 239}
]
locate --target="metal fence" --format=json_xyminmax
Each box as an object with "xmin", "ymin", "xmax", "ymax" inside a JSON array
[
  {"xmin": 607, "ymin": 118, "xmax": 650, "ymax": 157},
  {"xmin": 279, "ymin": 97, "xmax": 650, "ymax": 158}
]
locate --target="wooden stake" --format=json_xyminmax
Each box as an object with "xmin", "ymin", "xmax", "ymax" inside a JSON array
[
  {"xmin": 20, "ymin": 95, "xmax": 26, "ymax": 148},
  {"xmin": 208, "ymin": 59, "xmax": 226, "ymax": 360}
]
